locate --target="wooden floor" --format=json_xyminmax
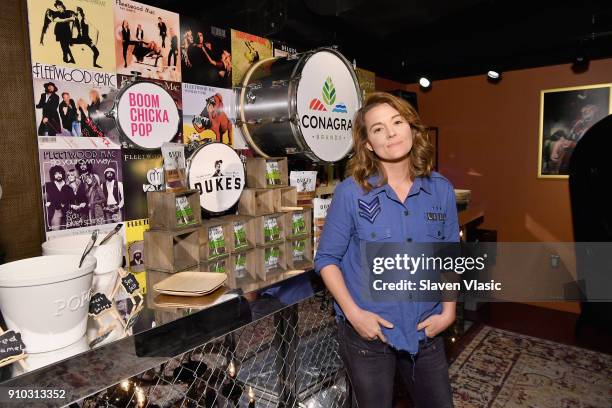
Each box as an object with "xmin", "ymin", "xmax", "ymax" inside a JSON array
[{"xmin": 395, "ymin": 302, "xmax": 612, "ymax": 408}]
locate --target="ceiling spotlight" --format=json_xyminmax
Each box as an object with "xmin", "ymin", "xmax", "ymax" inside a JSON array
[
  {"xmin": 572, "ymin": 39, "xmax": 590, "ymax": 73},
  {"xmin": 419, "ymin": 77, "xmax": 431, "ymax": 88},
  {"xmin": 487, "ymin": 70, "xmax": 502, "ymax": 83}
]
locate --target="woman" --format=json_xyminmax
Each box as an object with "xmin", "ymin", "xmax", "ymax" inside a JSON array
[
  {"xmin": 314, "ymin": 92, "xmax": 459, "ymax": 408},
  {"xmin": 84, "ymin": 173, "xmax": 105, "ymax": 225},
  {"xmin": 72, "ymin": 7, "xmax": 101, "ymax": 68},
  {"xmin": 64, "ymin": 168, "xmax": 88, "ymax": 228}
]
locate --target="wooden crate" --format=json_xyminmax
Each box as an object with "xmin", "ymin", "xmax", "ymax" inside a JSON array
[
  {"xmin": 147, "ymin": 189, "xmax": 202, "ymax": 230},
  {"xmin": 253, "ymin": 213, "xmax": 286, "ymax": 246},
  {"xmin": 144, "ymin": 227, "xmax": 199, "ymax": 273},
  {"xmin": 199, "ymin": 220, "xmax": 233, "ymax": 261},
  {"xmin": 280, "ymin": 186, "xmax": 297, "ymax": 208},
  {"xmin": 200, "ymin": 254, "xmax": 230, "ymax": 274},
  {"xmin": 286, "ymin": 235, "xmax": 314, "ymax": 270},
  {"xmin": 284, "ymin": 206, "xmax": 312, "ymax": 239},
  {"xmin": 226, "ymin": 250, "xmax": 258, "ymax": 288},
  {"xmin": 254, "ymin": 244, "xmax": 287, "ymax": 281},
  {"xmin": 238, "ymin": 188, "xmax": 281, "ymax": 216},
  {"xmin": 217, "ymin": 214, "xmax": 256, "ymax": 252},
  {"xmin": 246, "ymin": 157, "xmax": 289, "ymax": 189}
]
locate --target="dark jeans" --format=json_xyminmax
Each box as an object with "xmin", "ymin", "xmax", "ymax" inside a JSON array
[{"xmin": 337, "ymin": 319, "xmax": 453, "ymax": 408}]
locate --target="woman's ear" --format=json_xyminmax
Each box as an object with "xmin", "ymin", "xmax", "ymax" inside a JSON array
[{"xmin": 365, "ymin": 141, "xmax": 373, "ymax": 152}]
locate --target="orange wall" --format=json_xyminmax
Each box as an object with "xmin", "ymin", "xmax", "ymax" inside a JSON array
[{"xmin": 376, "ymin": 59, "xmax": 612, "ymax": 313}]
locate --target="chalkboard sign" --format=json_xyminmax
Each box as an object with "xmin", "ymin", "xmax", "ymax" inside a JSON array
[
  {"xmin": 121, "ymin": 273, "xmax": 140, "ymax": 295},
  {"xmin": 89, "ymin": 293, "xmax": 113, "ymax": 316},
  {"xmin": 89, "ymin": 328, "xmax": 114, "ymax": 349},
  {"xmin": 0, "ymin": 330, "xmax": 26, "ymax": 363}
]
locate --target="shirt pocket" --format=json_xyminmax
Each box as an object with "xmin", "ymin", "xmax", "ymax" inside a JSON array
[
  {"xmin": 426, "ymin": 221, "xmax": 446, "ymax": 240},
  {"xmin": 356, "ymin": 225, "xmax": 392, "ymax": 242}
]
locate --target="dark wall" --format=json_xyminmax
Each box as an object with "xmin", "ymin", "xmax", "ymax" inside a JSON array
[{"xmin": 0, "ymin": 0, "xmax": 44, "ymax": 262}]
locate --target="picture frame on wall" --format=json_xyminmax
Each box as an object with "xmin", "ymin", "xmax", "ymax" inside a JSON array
[
  {"xmin": 426, "ymin": 127, "xmax": 439, "ymax": 170},
  {"xmin": 538, "ymin": 84, "xmax": 612, "ymax": 179}
]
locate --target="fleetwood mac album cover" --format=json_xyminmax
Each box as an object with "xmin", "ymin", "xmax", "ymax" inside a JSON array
[
  {"xmin": 113, "ymin": 0, "xmax": 181, "ymax": 82},
  {"xmin": 230, "ymin": 29, "xmax": 272, "ymax": 87},
  {"xmin": 27, "ymin": 0, "xmax": 116, "ymax": 71},
  {"xmin": 38, "ymin": 138, "xmax": 124, "ymax": 235},
  {"xmin": 121, "ymin": 148, "xmax": 164, "ymax": 221},
  {"xmin": 32, "ymin": 76, "xmax": 117, "ymax": 145},
  {"xmin": 180, "ymin": 18, "xmax": 231, "ymax": 88},
  {"xmin": 182, "ymin": 83, "xmax": 248, "ymax": 149}
]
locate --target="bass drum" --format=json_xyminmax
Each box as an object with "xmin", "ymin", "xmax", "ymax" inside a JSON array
[
  {"xmin": 237, "ymin": 47, "xmax": 361, "ymax": 163},
  {"xmin": 97, "ymin": 80, "xmax": 181, "ymax": 150},
  {"xmin": 187, "ymin": 143, "xmax": 245, "ymax": 214}
]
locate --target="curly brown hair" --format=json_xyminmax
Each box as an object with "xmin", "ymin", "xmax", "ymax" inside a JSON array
[{"xmin": 347, "ymin": 92, "xmax": 434, "ymax": 192}]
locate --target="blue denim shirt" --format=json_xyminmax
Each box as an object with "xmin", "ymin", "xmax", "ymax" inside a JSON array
[{"xmin": 314, "ymin": 172, "xmax": 460, "ymax": 354}]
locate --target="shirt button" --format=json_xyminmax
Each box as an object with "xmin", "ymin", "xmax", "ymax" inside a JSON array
[
  {"xmin": 406, "ymin": 238, "xmax": 412, "ymax": 242},
  {"xmin": 404, "ymin": 210, "xmax": 410, "ymax": 216},
  {"xmin": 371, "ymin": 232, "xmax": 376, "ymax": 239}
]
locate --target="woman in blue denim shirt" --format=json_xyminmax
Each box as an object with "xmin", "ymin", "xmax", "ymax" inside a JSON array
[{"xmin": 314, "ymin": 92, "xmax": 458, "ymax": 407}]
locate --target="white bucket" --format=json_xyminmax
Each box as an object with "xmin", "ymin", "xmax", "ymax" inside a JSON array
[
  {"xmin": 42, "ymin": 234, "xmax": 123, "ymax": 274},
  {"xmin": 12, "ymin": 335, "xmax": 89, "ymax": 377},
  {"xmin": 0, "ymin": 255, "xmax": 96, "ymax": 353}
]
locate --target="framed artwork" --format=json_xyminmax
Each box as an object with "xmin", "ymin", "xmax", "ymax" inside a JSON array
[
  {"xmin": 538, "ymin": 84, "xmax": 612, "ymax": 178},
  {"xmin": 426, "ymin": 127, "xmax": 439, "ymax": 170}
]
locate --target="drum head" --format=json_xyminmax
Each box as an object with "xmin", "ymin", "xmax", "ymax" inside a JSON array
[
  {"xmin": 295, "ymin": 50, "xmax": 360, "ymax": 162},
  {"xmin": 187, "ymin": 143, "xmax": 245, "ymax": 213},
  {"xmin": 116, "ymin": 81, "xmax": 180, "ymax": 149}
]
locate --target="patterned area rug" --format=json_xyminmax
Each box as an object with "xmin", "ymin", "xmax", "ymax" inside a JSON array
[{"xmin": 449, "ymin": 325, "xmax": 612, "ymax": 408}]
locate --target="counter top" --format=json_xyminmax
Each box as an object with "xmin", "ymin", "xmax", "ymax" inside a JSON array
[{"xmin": 0, "ymin": 268, "xmax": 317, "ymax": 407}]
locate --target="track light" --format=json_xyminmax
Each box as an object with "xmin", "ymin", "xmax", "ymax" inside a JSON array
[
  {"xmin": 419, "ymin": 77, "xmax": 431, "ymax": 88},
  {"xmin": 487, "ymin": 70, "xmax": 500, "ymax": 80},
  {"xmin": 487, "ymin": 70, "xmax": 501, "ymax": 83},
  {"xmin": 572, "ymin": 39, "xmax": 590, "ymax": 73}
]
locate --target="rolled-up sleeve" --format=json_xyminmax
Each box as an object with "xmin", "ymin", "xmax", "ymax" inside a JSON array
[
  {"xmin": 444, "ymin": 183, "xmax": 460, "ymax": 243},
  {"xmin": 314, "ymin": 182, "xmax": 354, "ymax": 274}
]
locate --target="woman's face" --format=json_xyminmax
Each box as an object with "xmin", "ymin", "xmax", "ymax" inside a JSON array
[
  {"xmin": 364, "ymin": 103, "xmax": 413, "ymax": 162},
  {"xmin": 67, "ymin": 171, "xmax": 77, "ymax": 182}
]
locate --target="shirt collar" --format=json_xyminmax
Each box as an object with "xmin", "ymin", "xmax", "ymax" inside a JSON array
[{"xmin": 365, "ymin": 173, "xmax": 432, "ymax": 196}]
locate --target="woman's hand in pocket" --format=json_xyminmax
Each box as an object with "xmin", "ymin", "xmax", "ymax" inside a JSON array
[{"xmin": 347, "ymin": 308, "xmax": 394, "ymax": 342}]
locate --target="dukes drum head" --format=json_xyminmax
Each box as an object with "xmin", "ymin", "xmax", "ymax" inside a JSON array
[
  {"xmin": 115, "ymin": 81, "xmax": 181, "ymax": 149},
  {"xmin": 294, "ymin": 49, "xmax": 360, "ymax": 162},
  {"xmin": 187, "ymin": 143, "xmax": 245, "ymax": 214}
]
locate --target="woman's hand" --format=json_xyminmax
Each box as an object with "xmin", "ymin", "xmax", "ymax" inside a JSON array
[
  {"xmin": 417, "ymin": 310, "xmax": 455, "ymax": 338},
  {"xmin": 347, "ymin": 308, "xmax": 394, "ymax": 342}
]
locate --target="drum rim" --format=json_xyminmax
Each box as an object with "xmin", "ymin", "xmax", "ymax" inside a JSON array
[
  {"xmin": 238, "ymin": 47, "xmax": 361, "ymax": 163},
  {"xmin": 186, "ymin": 141, "xmax": 245, "ymax": 213},
  {"xmin": 113, "ymin": 79, "xmax": 182, "ymax": 150}
]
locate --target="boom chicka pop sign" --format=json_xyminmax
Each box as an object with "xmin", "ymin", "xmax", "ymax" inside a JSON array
[{"xmin": 116, "ymin": 81, "xmax": 180, "ymax": 149}]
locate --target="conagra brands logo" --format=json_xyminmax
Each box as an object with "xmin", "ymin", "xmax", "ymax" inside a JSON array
[{"xmin": 309, "ymin": 77, "xmax": 348, "ymax": 113}]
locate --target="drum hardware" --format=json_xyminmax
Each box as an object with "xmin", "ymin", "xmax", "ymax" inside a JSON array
[{"xmin": 246, "ymin": 91, "xmax": 257, "ymax": 104}]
